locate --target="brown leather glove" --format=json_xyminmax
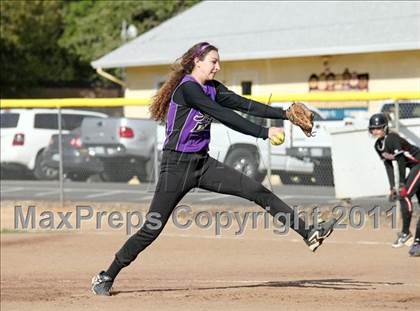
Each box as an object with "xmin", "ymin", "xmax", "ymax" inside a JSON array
[{"xmin": 286, "ymin": 102, "xmax": 314, "ymax": 137}]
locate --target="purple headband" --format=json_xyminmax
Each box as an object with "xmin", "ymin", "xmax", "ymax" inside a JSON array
[{"xmin": 195, "ymin": 43, "xmax": 210, "ymax": 57}]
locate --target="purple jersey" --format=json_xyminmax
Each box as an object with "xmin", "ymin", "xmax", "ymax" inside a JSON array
[
  {"xmin": 162, "ymin": 75, "xmax": 286, "ymax": 154},
  {"xmin": 163, "ymin": 75, "xmax": 216, "ymax": 153}
]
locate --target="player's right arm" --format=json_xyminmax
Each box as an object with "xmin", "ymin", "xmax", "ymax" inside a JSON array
[
  {"xmin": 383, "ymin": 160, "xmax": 396, "ymax": 189},
  {"xmin": 375, "ymin": 140, "xmax": 397, "ymax": 200},
  {"xmin": 178, "ymin": 81, "xmax": 269, "ymax": 139}
]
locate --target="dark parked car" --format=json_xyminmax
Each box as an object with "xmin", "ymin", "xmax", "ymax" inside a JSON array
[{"xmin": 42, "ymin": 128, "xmax": 104, "ymax": 181}]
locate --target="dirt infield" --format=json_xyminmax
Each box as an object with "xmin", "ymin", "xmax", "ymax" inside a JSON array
[{"xmin": 1, "ymin": 200, "xmax": 419, "ymax": 310}]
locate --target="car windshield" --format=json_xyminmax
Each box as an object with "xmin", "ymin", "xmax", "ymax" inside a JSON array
[
  {"xmin": 0, "ymin": 113, "xmax": 19, "ymax": 128},
  {"xmin": 382, "ymin": 103, "xmax": 420, "ymax": 119},
  {"xmin": 312, "ymin": 111, "xmax": 324, "ymax": 121}
]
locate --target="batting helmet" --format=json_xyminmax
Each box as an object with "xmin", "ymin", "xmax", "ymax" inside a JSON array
[{"xmin": 368, "ymin": 113, "xmax": 388, "ymax": 130}]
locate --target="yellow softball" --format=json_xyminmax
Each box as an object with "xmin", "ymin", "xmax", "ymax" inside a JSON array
[{"xmin": 270, "ymin": 131, "xmax": 285, "ymax": 146}]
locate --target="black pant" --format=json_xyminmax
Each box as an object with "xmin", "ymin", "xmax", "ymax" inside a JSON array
[
  {"xmin": 109, "ymin": 150, "xmax": 308, "ymax": 277},
  {"xmin": 400, "ymin": 163, "xmax": 420, "ymax": 234}
]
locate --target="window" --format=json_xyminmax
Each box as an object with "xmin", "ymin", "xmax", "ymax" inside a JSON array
[
  {"xmin": 399, "ymin": 103, "xmax": 420, "ymax": 119},
  {"xmin": 62, "ymin": 114, "xmax": 87, "ymax": 130},
  {"xmin": 0, "ymin": 113, "xmax": 19, "ymax": 128},
  {"xmin": 34, "ymin": 113, "xmax": 102, "ymax": 130},
  {"xmin": 312, "ymin": 111, "xmax": 324, "ymax": 121},
  {"xmin": 381, "ymin": 103, "xmax": 420, "ymax": 119},
  {"xmin": 411, "ymin": 104, "xmax": 420, "ymax": 118},
  {"xmin": 34, "ymin": 114, "xmax": 58, "ymax": 129},
  {"xmin": 241, "ymin": 81, "xmax": 252, "ymax": 95}
]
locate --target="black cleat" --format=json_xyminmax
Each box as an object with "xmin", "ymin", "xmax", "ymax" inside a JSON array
[
  {"xmin": 305, "ymin": 218, "xmax": 337, "ymax": 252},
  {"xmin": 91, "ymin": 271, "xmax": 114, "ymax": 296}
]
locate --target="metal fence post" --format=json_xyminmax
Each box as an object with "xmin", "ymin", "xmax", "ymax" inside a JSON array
[
  {"xmin": 154, "ymin": 122, "xmax": 159, "ymax": 186},
  {"xmin": 393, "ymin": 99, "xmax": 401, "ymax": 229},
  {"xmin": 266, "ymin": 94, "xmax": 273, "ymax": 191},
  {"xmin": 267, "ymin": 118, "xmax": 272, "ymax": 191},
  {"xmin": 393, "ymin": 160, "xmax": 401, "ymax": 230},
  {"xmin": 395, "ymin": 99, "xmax": 400, "ymax": 133},
  {"xmin": 58, "ymin": 107, "xmax": 64, "ymax": 208}
]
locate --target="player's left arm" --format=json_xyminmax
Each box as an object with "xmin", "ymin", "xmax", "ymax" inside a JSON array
[
  {"xmin": 213, "ymin": 80, "xmax": 287, "ymax": 119},
  {"xmin": 395, "ymin": 154, "xmax": 407, "ymax": 188},
  {"xmin": 385, "ymin": 133, "xmax": 407, "ymax": 190}
]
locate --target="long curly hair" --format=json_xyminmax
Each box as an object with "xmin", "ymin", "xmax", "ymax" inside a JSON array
[{"xmin": 150, "ymin": 42, "xmax": 218, "ymax": 123}]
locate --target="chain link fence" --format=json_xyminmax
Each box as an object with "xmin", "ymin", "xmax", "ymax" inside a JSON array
[{"xmin": 1, "ymin": 98, "xmax": 419, "ymax": 203}]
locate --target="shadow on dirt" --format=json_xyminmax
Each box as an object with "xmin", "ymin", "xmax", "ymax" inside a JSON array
[{"xmin": 112, "ymin": 278, "xmax": 404, "ymax": 295}]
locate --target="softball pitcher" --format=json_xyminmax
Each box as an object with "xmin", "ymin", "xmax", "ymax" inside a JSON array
[{"xmin": 91, "ymin": 42, "xmax": 337, "ymax": 295}]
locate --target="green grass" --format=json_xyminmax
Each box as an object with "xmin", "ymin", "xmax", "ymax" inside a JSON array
[{"xmin": 0, "ymin": 228, "xmax": 28, "ymax": 234}]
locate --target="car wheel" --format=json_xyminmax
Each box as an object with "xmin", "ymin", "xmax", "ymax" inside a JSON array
[
  {"xmin": 86, "ymin": 174, "xmax": 104, "ymax": 183},
  {"xmin": 66, "ymin": 172, "xmax": 89, "ymax": 182},
  {"xmin": 33, "ymin": 153, "xmax": 59, "ymax": 180},
  {"xmin": 278, "ymin": 172, "xmax": 293, "ymax": 185},
  {"xmin": 224, "ymin": 148, "xmax": 265, "ymax": 182},
  {"xmin": 100, "ymin": 160, "xmax": 135, "ymax": 183}
]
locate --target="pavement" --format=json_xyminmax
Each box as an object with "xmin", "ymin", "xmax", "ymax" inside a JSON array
[{"xmin": 0, "ymin": 180, "xmax": 400, "ymax": 213}]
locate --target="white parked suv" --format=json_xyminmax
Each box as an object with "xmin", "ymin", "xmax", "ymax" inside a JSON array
[{"xmin": 1, "ymin": 108, "xmax": 107, "ymax": 180}]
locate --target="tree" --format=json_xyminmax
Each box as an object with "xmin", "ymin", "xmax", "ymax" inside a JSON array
[
  {"xmin": 1, "ymin": 0, "xmax": 200, "ymax": 97},
  {"xmin": 59, "ymin": 0, "xmax": 199, "ymax": 69},
  {"xmin": 0, "ymin": 0, "xmax": 85, "ymax": 96}
]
